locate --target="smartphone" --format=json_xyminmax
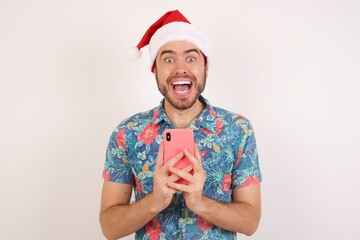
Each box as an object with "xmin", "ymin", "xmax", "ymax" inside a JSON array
[{"xmin": 163, "ymin": 128, "xmax": 195, "ymax": 184}]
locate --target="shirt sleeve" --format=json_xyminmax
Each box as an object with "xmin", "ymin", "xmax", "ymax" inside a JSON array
[
  {"xmin": 232, "ymin": 120, "xmax": 262, "ymax": 189},
  {"xmin": 102, "ymin": 126, "xmax": 133, "ymax": 184}
]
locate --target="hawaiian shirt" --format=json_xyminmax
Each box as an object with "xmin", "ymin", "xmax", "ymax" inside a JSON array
[{"xmin": 102, "ymin": 96, "xmax": 262, "ymax": 240}]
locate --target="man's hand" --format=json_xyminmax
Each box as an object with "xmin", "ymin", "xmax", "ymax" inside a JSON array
[
  {"xmin": 167, "ymin": 145, "xmax": 206, "ymax": 213},
  {"xmin": 151, "ymin": 142, "xmax": 194, "ymax": 212}
]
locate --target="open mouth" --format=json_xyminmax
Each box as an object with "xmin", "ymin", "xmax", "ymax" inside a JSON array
[{"xmin": 171, "ymin": 80, "xmax": 193, "ymax": 94}]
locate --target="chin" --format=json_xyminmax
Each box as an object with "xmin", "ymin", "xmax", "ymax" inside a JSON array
[{"xmin": 166, "ymin": 95, "xmax": 199, "ymax": 110}]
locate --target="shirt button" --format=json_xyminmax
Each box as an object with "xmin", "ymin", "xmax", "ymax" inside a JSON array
[
  {"xmin": 177, "ymin": 191, "xmax": 182, "ymax": 194},
  {"xmin": 179, "ymin": 218, "xmax": 183, "ymax": 223}
]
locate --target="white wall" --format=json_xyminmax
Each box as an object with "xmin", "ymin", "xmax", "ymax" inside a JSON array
[{"xmin": 1, "ymin": 0, "xmax": 359, "ymax": 239}]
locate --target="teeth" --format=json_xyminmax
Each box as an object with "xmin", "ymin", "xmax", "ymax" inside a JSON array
[{"xmin": 172, "ymin": 81, "xmax": 191, "ymax": 85}]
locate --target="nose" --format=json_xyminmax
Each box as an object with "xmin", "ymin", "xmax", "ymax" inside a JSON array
[
  {"xmin": 175, "ymin": 70, "xmax": 187, "ymax": 75},
  {"xmin": 174, "ymin": 60, "xmax": 187, "ymax": 75}
]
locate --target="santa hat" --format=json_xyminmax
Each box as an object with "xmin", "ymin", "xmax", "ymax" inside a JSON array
[{"xmin": 128, "ymin": 10, "xmax": 210, "ymax": 71}]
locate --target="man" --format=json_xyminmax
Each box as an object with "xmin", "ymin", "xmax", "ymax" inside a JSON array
[{"xmin": 100, "ymin": 10, "xmax": 262, "ymax": 240}]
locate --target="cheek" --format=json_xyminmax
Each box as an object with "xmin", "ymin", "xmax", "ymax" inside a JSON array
[
  {"xmin": 156, "ymin": 71, "xmax": 165, "ymax": 82},
  {"xmin": 155, "ymin": 71, "xmax": 169, "ymax": 87},
  {"xmin": 156, "ymin": 67, "xmax": 172, "ymax": 80},
  {"xmin": 192, "ymin": 67, "xmax": 206, "ymax": 79}
]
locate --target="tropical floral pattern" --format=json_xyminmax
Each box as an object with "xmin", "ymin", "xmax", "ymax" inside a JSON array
[{"xmin": 103, "ymin": 96, "xmax": 262, "ymax": 240}]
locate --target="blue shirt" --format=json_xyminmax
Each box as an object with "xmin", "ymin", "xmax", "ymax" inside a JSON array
[{"xmin": 103, "ymin": 96, "xmax": 262, "ymax": 239}]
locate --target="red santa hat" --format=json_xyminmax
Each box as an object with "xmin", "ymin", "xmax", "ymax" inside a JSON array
[{"xmin": 128, "ymin": 10, "xmax": 210, "ymax": 71}]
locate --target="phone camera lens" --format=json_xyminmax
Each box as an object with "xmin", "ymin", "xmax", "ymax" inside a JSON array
[{"xmin": 166, "ymin": 132, "xmax": 171, "ymax": 141}]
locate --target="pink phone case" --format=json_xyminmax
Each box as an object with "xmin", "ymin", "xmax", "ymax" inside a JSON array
[{"xmin": 163, "ymin": 128, "xmax": 194, "ymax": 184}]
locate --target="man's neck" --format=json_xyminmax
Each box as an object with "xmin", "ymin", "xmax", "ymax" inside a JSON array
[{"xmin": 164, "ymin": 99, "xmax": 205, "ymax": 128}]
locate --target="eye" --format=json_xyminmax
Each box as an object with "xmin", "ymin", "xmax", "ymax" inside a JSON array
[
  {"xmin": 164, "ymin": 58, "xmax": 174, "ymax": 63},
  {"xmin": 186, "ymin": 57, "xmax": 196, "ymax": 63}
]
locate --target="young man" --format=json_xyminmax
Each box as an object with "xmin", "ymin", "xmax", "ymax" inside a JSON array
[{"xmin": 100, "ymin": 10, "xmax": 262, "ymax": 240}]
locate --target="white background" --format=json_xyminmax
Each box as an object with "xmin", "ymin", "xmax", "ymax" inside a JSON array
[{"xmin": 1, "ymin": 0, "xmax": 359, "ymax": 239}]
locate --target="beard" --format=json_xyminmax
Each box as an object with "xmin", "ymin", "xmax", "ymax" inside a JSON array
[{"xmin": 156, "ymin": 71, "xmax": 207, "ymax": 111}]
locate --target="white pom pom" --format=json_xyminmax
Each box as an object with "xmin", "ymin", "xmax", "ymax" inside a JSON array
[{"xmin": 128, "ymin": 47, "xmax": 142, "ymax": 61}]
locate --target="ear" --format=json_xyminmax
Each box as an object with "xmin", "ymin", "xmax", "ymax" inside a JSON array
[{"xmin": 152, "ymin": 65, "xmax": 157, "ymax": 76}]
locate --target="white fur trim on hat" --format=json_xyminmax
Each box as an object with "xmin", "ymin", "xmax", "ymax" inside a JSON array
[{"xmin": 148, "ymin": 22, "xmax": 211, "ymax": 68}]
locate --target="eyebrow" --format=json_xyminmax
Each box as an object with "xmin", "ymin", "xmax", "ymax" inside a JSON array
[
  {"xmin": 159, "ymin": 48, "xmax": 201, "ymax": 58},
  {"xmin": 159, "ymin": 50, "xmax": 174, "ymax": 58},
  {"xmin": 184, "ymin": 49, "xmax": 200, "ymax": 55}
]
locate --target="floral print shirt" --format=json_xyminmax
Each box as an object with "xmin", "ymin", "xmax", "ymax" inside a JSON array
[{"xmin": 103, "ymin": 96, "xmax": 262, "ymax": 240}]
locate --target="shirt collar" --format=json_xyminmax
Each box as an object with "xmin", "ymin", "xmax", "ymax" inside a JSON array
[
  {"xmin": 151, "ymin": 95, "xmax": 217, "ymax": 134},
  {"xmin": 151, "ymin": 100, "xmax": 170, "ymax": 126}
]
